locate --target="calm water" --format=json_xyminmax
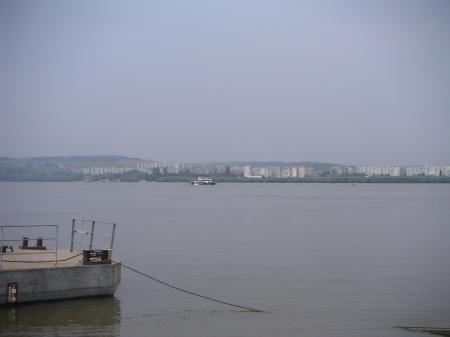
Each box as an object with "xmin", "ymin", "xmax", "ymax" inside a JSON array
[{"xmin": 0, "ymin": 182, "xmax": 449, "ymax": 337}]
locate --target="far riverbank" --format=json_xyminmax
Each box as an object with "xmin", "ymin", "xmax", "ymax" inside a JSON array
[{"xmin": 1, "ymin": 173, "xmax": 450, "ymax": 183}]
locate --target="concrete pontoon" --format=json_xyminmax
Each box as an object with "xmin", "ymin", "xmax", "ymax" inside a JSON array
[{"xmin": 0, "ymin": 220, "xmax": 121, "ymax": 304}]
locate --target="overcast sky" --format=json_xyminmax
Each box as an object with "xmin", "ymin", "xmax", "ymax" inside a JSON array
[{"xmin": 0, "ymin": 0, "xmax": 449, "ymax": 165}]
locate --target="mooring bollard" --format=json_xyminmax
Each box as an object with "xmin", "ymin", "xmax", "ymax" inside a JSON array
[
  {"xmin": 101, "ymin": 249, "xmax": 112, "ymax": 263},
  {"xmin": 83, "ymin": 250, "xmax": 91, "ymax": 265}
]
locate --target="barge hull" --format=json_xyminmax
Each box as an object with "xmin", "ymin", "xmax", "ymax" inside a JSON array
[{"xmin": 0, "ymin": 263, "xmax": 121, "ymax": 304}]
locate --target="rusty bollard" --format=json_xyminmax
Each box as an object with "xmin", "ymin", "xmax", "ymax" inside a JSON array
[{"xmin": 22, "ymin": 237, "xmax": 29, "ymax": 248}]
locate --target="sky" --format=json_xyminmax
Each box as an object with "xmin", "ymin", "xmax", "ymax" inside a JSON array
[{"xmin": 0, "ymin": 0, "xmax": 449, "ymax": 165}]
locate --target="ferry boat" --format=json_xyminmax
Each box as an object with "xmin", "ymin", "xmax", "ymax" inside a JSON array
[{"xmin": 190, "ymin": 177, "xmax": 216, "ymax": 185}]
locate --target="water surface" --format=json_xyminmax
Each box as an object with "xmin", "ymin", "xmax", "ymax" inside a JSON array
[{"xmin": 0, "ymin": 182, "xmax": 449, "ymax": 337}]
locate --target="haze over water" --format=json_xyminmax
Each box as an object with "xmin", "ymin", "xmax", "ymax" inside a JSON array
[
  {"xmin": 1, "ymin": 182, "xmax": 449, "ymax": 337},
  {"xmin": 1, "ymin": 0, "xmax": 450, "ymax": 164}
]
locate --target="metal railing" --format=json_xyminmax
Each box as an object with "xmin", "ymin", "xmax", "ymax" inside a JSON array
[
  {"xmin": 70, "ymin": 218, "xmax": 116, "ymax": 253},
  {"xmin": 0, "ymin": 225, "xmax": 59, "ymax": 270}
]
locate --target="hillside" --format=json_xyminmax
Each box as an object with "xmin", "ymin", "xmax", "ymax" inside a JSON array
[
  {"xmin": 0, "ymin": 156, "xmax": 150, "ymax": 181},
  {"xmin": 0, "ymin": 155, "xmax": 148, "ymax": 169}
]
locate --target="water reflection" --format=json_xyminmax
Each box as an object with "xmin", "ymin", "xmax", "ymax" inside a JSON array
[{"xmin": 0, "ymin": 296, "xmax": 121, "ymax": 337}]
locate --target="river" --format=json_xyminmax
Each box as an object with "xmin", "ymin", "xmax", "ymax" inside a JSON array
[{"xmin": 0, "ymin": 182, "xmax": 449, "ymax": 337}]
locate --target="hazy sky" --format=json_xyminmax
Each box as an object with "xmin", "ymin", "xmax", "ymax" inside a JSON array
[{"xmin": 1, "ymin": 0, "xmax": 449, "ymax": 164}]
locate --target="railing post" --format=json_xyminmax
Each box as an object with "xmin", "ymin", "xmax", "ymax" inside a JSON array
[
  {"xmin": 70, "ymin": 219, "xmax": 75, "ymax": 252},
  {"xmin": 89, "ymin": 221, "xmax": 96, "ymax": 250},
  {"xmin": 55, "ymin": 225, "xmax": 59, "ymax": 266},
  {"xmin": 110, "ymin": 223, "xmax": 117, "ymax": 252},
  {"xmin": 1, "ymin": 227, "xmax": 3, "ymax": 270}
]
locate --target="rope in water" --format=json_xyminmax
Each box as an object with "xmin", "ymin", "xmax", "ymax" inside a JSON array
[
  {"xmin": 115, "ymin": 260, "xmax": 267, "ymax": 313},
  {"xmin": 2, "ymin": 253, "xmax": 266, "ymax": 313}
]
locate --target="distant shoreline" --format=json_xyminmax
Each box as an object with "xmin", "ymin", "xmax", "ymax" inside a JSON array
[
  {"xmin": 2, "ymin": 156, "xmax": 449, "ymax": 183},
  {"xmin": 1, "ymin": 176, "xmax": 450, "ymax": 183}
]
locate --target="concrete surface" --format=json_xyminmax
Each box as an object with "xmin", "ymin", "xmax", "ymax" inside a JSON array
[{"xmin": 0, "ymin": 249, "xmax": 121, "ymax": 304}]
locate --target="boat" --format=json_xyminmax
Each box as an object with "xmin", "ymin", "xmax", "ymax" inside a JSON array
[{"xmin": 190, "ymin": 177, "xmax": 216, "ymax": 185}]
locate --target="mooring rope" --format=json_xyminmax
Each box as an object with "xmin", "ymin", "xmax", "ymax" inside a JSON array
[
  {"xmin": 1, "ymin": 252, "xmax": 84, "ymax": 263},
  {"xmin": 115, "ymin": 260, "xmax": 267, "ymax": 313},
  {"xmin": 2, "ymin": 253, "xmax": 266, "ymax": 313}
]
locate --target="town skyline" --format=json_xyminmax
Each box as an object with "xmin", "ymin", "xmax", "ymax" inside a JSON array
[{"xmin": 1, "ymin": 155, "xmax": 450, "ymax": 179}]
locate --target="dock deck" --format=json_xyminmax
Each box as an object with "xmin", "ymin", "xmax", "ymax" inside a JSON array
[{"xmin": 1, "ymin": 248, "xmax": 84, "ymax": 270}]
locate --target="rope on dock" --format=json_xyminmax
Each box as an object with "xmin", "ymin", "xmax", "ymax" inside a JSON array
[
  {"xmin": 115, "ymin": 260, "xmax": 267, "ymax": 313},
  {"xmin": 1, "ymin": 252, "xmax": 84, "ymax": 263}
]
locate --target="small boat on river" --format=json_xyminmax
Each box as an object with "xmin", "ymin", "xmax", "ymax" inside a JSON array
[{"xmin": 190, "ymin": 177, "xmax": 216, "ymax": 185}]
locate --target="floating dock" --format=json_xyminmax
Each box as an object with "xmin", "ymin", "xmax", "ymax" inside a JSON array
[{"xmin": 0, "ymin": 220, "xmax": 121, "ymax": 304}]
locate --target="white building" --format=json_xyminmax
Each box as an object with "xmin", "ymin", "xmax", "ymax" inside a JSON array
[
  {"xmin": 287, "ymin": 166, "xmax": 306, "ymax": 178},
  {"xmin": 243, "ymin": 165, "xmax": 252, "ymax": 178},
  {"xmin": 406, "ymin": 165, "xmax": 450, "ymax": 177},
  {"xmin": 290, "ymin": 167, "xmax": 298, "ymax": 178},
  {"xmin": 260, "ymin": 167, "xmax": 272, "ymax": 177},
  {"xmin": 243, "ymin": 165, "xmax": 307, "ymax": 178},
  {"xmin": 84, "ymin": 167, "xmax": 133, "ymax": 175},
  {"xmin": 357, "ymin": 165, "xmax": 401, "ymax": 176},
  {"xmin": 281, "ymin": 167, "xmax": 291, "ymax": 178}
]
